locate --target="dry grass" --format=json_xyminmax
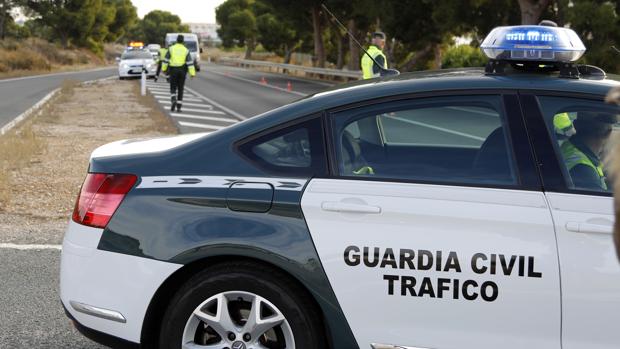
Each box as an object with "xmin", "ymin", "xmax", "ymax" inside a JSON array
[{"xmin": 133, "ymin": 82, "xmax": 178, "ymax": 134}]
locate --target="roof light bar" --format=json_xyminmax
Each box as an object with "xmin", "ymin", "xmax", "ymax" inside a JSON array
[{"xmin": 480, "ymin": 25, "xmax": 586, "ymax": 63}]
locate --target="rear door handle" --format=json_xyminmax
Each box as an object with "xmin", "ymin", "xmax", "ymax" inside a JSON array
[
  {"xmin": 321, "ymin": 202, "xmax": 381, "ymax": 214},
  {"xmin": 566, "ymin": 221, "xmax": 613, "ymax": 234}
]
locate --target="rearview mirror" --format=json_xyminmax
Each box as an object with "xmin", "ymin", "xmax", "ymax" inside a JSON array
[{"xmin": 200, "ymin": 47, "xmax": 203, "ymax": 54}]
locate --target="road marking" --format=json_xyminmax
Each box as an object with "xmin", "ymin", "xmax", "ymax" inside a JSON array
[
  {"xmin": 159, "ymin": 100, "xmax": 213, "ymax": 108},
  {"xmin": 178, "ymin": 121, "xmax": 225, "ymax": 130},
  {"xmin": 172, "ymin": 108, "xmax": 225, "ymax": 114},
  {"xmin": 208, "ymin": 70, "xmax": 306, "ymax": 97},
  {"xmin": 390, "ymin": 116, "xmax": 486, "ymax": 141},
  {"xmin": 185, "ymin": 86, "xmax": 247, "ymax": 120},
  {"xmin": 1, "ymin": 88, "xmax": 60, "ymax": 135},
  {"xmin": 0, "ymin": 66, "xmax": 114, "ymax": 83},
  {"xmin": 0, "ymin": 243, "xmax": 62, "ymax": 250},
  {"xmin": 171, "ymin": 113, "xmax": 237, "ymax": 123},
  {"xmin": 154, "ymin": 95, "xmax": 202, "ymax": 102}
]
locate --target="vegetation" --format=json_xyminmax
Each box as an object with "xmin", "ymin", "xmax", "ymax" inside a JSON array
[{"xmin": 216, "ymin": 0, "xmax": 620, "ymax": 73}]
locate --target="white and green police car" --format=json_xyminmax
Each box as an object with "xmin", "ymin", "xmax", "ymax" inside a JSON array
[{"xmin": 61, "ymin": 25, "xmax": 620, "ymax": 349}]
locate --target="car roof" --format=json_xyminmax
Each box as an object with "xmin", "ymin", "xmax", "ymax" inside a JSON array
[{"xmin": 231, "ymin": 68, "xmax": 620, "ymax": 136}]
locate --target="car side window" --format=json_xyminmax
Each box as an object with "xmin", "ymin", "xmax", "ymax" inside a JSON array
[
  {"xmin": 332, "ymin": 95, "xmax": 518, "ymax": 186},
  {"xmin": 537, "ymin": 96, "xmax": 619, "ymax": 193},
  {"xmin": 237, "ymin": 117, "xmax": 327, "ymax": 176}
]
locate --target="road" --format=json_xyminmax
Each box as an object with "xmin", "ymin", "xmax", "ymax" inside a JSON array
[
  {"xmin": 0, "ymin": 63, "xmax": 330, "ymax": 348},
  {"xmin": 0, "ymin": 67, "xmax": 117, "ymax": 132}
]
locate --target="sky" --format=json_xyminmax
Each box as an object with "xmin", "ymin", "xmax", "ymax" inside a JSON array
[{"xmin": 131, "ymin": 0, "xmax": 226, "ymax": 23}]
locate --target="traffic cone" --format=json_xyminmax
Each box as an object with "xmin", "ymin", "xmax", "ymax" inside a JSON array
[
  {"xmin": 260, "ymin": 77, "xmax": 267, "ymax": 84},
  {"xmin": 287, "ymin": 81, "xmax": 292, "ymax": 91}
]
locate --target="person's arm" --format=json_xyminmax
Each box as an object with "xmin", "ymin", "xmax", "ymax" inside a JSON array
[
  {"xmin": 186, "ymin": 52, "xmax": 196, "ymax": 77},
  {"xmin": 570, "ymin": 164, "xmax": 607, "ymax": 191},
  {"xmin": 162, "ymin": 50, "xmax": 171, "ymax": 72},
  {"xmin": 373, "ymin": 55, "xmax": 385, "ymax": 75}
]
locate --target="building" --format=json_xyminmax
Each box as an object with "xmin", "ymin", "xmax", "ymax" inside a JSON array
[{"xmin": 186, "ymin": 23, "xmax": 221, "ymax": 46}]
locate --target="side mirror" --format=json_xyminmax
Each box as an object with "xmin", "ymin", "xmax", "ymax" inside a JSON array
[
  {"xmin": 115, "ymin": 57, "xmax": 121, "ymax": 62},
  {"xmin": 200, "ymin": 47, "xmax": 204, "ymax": 54}
]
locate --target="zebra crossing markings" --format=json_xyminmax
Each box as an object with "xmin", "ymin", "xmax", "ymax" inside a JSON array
[{"xmin": 145, "ymin": 80, "xmax": 246, "ymax": 133}]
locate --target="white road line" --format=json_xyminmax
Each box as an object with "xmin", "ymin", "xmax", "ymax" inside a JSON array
[
  {"xmin": 0, "ymin": 66, "xmax": 114, "ymax": 83},
  {"xmin": 178, "ymin": 121, "xmax": 225, "ymax": 129},
  {"xmin": 155, "ymin": 96, "xmax": 202, "ymax": 102},
  {"xmin": 172, "ymin": 108, "xmax": 225, "ymax": 114},
  {"xmin": 446, "ymin": 106, "xmax": 499, "ymax": 117},
  {"xmin": 185, "ymin": 86, "xmax": 247, "ymax": 120},
  {"xmin": 390, "ymin": 116, "xmax": 486, "ymax": 141},
  {"xmin": 208, "ymin": 70, "xmax": 306, "ymax": 97},
  {"xmin": 171, "ymin": 113, "xmax": 237, "ymax": 123},
  {"xmin": 0, "ymin": 243, "xmax": 62, "ymax": 250},
  {"xmin": 1, "ymin": 88, "xmax": 60, "ymax": 135},
  {"xmin": 159, "ymin": 100, "xmax": 213, "ymax": 108},
  {"xmin": 147, "ymin": 88, "xmax": 171, "ymax": 93}
]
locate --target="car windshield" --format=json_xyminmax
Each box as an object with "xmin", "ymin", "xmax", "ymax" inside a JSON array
[
  {"xmin": 121, "ymin": 51, "xmax": 152, "ymax": 60},
  {"xmin": 167, "ymin": 41, "xmax": 198, "ymax": 52}
]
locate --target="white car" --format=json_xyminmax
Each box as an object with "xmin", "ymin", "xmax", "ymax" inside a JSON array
[
  {"xmin": 117, "ymin": 49, "xmax": 157, "ymax": 80},
  {"xmin": 147, "ymin": 44, "xmax": 161, "ymax": 60}
]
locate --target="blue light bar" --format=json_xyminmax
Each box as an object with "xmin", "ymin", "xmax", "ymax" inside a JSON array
[{"xmin": 480, "ymin": 25, "xmax": 586, "ymax": 62}]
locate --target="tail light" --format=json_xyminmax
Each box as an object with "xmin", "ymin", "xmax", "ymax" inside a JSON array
[{"xmin": 72, "ymin": 173, "xmax": 137, "ymax": 229}]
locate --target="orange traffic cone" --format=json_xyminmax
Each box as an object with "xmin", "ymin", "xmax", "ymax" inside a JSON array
[
  {"xmin": 260, "ymin": 77, "xmax": 267, "ymax": 84},
  {"xmin": 287, "ymin": 81, "xmax": 292, "ymax": 91}
]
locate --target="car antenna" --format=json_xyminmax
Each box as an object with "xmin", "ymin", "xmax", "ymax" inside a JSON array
[
  {"xmin": 612, "ymin": 46, "xmax": 620, "ymax": 54},
  {"xmin": 321, "ymin": 4, "xmax": 400, "ymax": 77}
]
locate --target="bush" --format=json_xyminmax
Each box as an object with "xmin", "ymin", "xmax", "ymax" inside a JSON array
[{"xmin": 442, "ymin": 45, "xmax": 487, "ymax": 69}]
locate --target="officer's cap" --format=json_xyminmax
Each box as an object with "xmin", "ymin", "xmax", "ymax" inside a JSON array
[{"xmin": 372, "ymin": 32, "xmax": 386, "ymax": 40}]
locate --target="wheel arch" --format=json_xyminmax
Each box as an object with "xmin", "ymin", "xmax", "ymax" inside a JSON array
[{"xmin": 140, "ymin": 253, "xmax": 336, "ymax": 349}]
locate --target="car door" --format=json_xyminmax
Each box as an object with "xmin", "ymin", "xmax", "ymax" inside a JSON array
[
  {"xmin": 522, "ymin": 93, "xmax": 620, "ymax": 349},
  {"xmin": 301, "ymin": 93, "xmax": 562, "ymax": 349}
]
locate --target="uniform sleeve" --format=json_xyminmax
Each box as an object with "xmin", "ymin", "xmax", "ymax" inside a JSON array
[
  {"xmin": 162, "ymin": 50, "xmax": 170, "ymax": 72},
  {"xmin": 570, "ymin": 164, "xmax": 606, "ymax": 191},
  {"xmin": 186, "ymin": 52, "xmax": 196, "ymax": 76},
  {"xmin": 373, "ymin": 55, "xmax": 385, "ymax": 75}
]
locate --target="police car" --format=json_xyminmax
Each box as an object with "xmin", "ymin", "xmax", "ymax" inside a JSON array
[
  {"xmin": 61, "ymin": 25, "xmax": 620, "ymax": 349},
  {"xmin": 118, "ymin": 48, "xmax": 157, "ymax": 80}
]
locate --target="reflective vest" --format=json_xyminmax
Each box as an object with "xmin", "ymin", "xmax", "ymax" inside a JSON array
[
  {"xmin": 162, "ymin": 43, "xmax": 196, "ymax": 76},
  {"xmin": 158, "ymin": 48, "xmax": 168, "ymax": 63},
  {"xmin": 361, "ymin": 45, "xmax": 387, "ymax": 79},
  {"xmin": 561, "ymin": 140, "xmax": 607, "ymax": 190}
]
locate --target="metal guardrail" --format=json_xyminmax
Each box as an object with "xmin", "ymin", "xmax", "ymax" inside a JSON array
[{"xmin": 217, "ymin": 57, "xmax": 362, "ymax": 80}]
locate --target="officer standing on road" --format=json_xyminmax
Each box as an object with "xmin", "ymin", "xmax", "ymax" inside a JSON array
[
  {"xmin": 361, "ymin": 32, "xmax": 388, "ymax": 79},
  {"xmin": 154, "ymin": 43, "xmax": 168, "ymax": 83},
  {"xmin": 162, "ymin": 35, "xmax": 196, "ymax": 112}
]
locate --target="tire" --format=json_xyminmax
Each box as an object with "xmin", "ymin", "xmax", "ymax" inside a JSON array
[
  {"xmin": 119, "ymin": 76, "xmax": 124, "ymax": 80},
  {"xmin": 159, "ymin": 261, "xmax": 325, "ymax": 349}
]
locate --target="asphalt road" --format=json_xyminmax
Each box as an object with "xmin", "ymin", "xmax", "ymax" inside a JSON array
[
  {"xmin": 0, "ymin": 64, "xmax": 328, "ymax": 348},
  {"xmin": 0, "ymin": 67, "xmax": 117, "ymax": 131}
]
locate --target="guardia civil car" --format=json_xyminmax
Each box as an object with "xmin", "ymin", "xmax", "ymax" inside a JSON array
[{"xmin": 62, "ymin": 25, "xmax": 620, "ymax": 349}]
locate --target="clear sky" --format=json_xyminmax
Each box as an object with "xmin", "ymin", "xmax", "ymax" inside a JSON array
[{"xmin": 131, "ymin": 0, "xmax": 226, "ymax": 23}]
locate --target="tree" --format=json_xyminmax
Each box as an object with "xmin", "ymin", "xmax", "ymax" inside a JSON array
[
  {"xmin": 216, "ymin": 0, "xmax": 257, "ymax": 59},
  {"xmin": 136, "ymin": 10, "xmax": 189, "ymax": 45},
  {"xmin": 105, "ymin": 0, "xmax": 138, "ymax": 42},
  {"xmin": 0, "ymin": 0, "xmax": 23, "ymax": 39},
  {"xmin": 517, "ymin": 0, "xmax": 553, "ymax": 24},
  {"xmin": 257, "ymin": 12, "xmax": 298, "ymax": 63}
]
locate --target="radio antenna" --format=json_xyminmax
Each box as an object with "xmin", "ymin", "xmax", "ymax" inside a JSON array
[{"xmin": 321, "ymin": 4, "xmax": 400, "ymax": 77}]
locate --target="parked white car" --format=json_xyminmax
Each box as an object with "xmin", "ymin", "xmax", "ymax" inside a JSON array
[{"xmin": 117, "ymin": 49, "xmax": 156, "ymax": 80}]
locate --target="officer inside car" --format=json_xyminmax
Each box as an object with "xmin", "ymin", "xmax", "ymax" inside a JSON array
[{"xmin": 561, "ymin": 112, "xmax": 616, "ymax": 191}]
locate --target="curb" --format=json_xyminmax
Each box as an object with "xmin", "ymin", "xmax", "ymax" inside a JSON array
[{"xmin": 0, "ymin": 88, "xmax": 60, "ymax": 136}]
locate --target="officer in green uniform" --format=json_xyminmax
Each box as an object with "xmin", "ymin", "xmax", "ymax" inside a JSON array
[
  {"xmin": 361, "ymin": 32, "xmax": 388, "ymax": 79},
  {"xmin": 561, "ymin": 113, "xmax": 615, "ymax": 191},
  {"xmin": 162, "ymin": 35, "xmax": 196, "ymax": 112},
  {"xmin": 154, "ymin": 44, "xmax": 168, "ymax": 82}
]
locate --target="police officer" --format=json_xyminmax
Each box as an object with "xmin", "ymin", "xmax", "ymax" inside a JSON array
[
  {"xmin": 154, "ymin": 43, "xmax": 168, "ymax": 83},
  {"xmin": 361, "ymin": 32, "xmax": 388, "ymax": 79},
  {"xmin": 561, "ymin": 113, "xmax": 615, "ymax": 191},
  {"xmin": 162, "ymin": 35, "xmax": 196, "ymax": 112}
]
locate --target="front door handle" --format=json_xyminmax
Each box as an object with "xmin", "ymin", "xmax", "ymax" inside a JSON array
[
  {"xmin": 566, "ymin": 221, "xmax": 613, "ymax": 234},
  {"xmin": 321, "ymin": 201, "xmax": 381, "ymax": 214}
]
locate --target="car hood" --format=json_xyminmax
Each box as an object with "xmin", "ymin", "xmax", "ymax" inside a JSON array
[
  {"xmin": 120, "ymin": 58, "xmax": 154, "ymax": 66},
  {"xmin": 90, "ymin": 133, "xmax": 206, "ymax": 160}
]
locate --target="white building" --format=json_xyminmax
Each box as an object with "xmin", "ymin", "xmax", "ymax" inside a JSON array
[{"xmin": 187, "ymin": 23, "xmax": 221, "ymax": 45}]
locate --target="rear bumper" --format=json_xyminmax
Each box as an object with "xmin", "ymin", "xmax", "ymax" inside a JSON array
[{"xmin": 60, "ymin": 221, "xmax": 182, "ymax": 343}]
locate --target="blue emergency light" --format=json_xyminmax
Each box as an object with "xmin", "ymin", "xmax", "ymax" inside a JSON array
[{"xmin": 480, "ymin": 25, "xmax": 586, "ymax": 62}]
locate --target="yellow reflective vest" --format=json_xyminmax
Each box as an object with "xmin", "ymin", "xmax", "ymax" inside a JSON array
[
  {"xmin": 157, "ymin": 47, "xmax": 168, "ymax": 63},
  {"xmin": 561, "ymin": 140, "xmax": 607, "ymax": 190},
  {"xmin": 162, "ymin": 43, "xmax": 196, "ymax": 76},
  {"xmin": 361, "ymin": 45, "xmax": 387, "ymax": 79}
]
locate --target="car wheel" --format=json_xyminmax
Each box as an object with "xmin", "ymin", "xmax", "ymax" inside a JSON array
[{"xmin": 159, "ymin": 261, "xmax": 325, "ymax": 349}]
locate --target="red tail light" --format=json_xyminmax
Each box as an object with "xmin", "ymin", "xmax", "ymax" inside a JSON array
[{"xmin": 72, "ymin": 173, "xmax": 137, "ymax": 229}]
